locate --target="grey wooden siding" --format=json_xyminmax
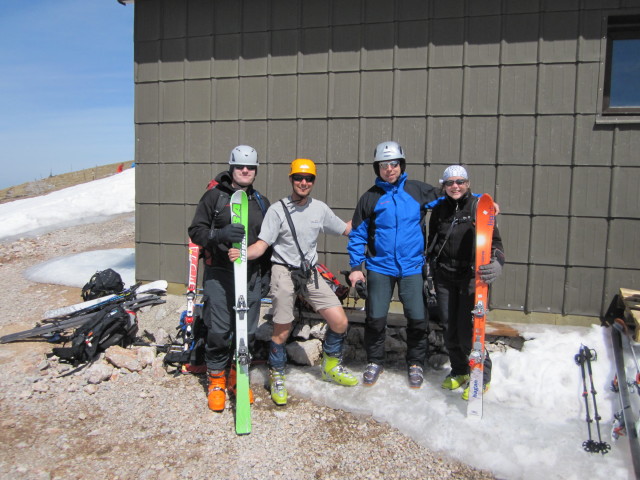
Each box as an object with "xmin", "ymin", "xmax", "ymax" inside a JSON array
[{"xmin": 133, "ymin": 0, "xmax": 640, "ymax": 318}]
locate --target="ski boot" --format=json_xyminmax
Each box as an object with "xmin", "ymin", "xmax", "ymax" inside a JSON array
[
  {"xmin": 363, "ymin": 363, "xmax": 384, "ymax": 386},
  {"xmin": 462, "ymin": 382, "xmax": 490, "ymax": 401},
  {"xmin": 227, "ymin": 365, "xmax": 255, "ymax": 405},
  {"xmin": 321, "ymin": 353, "xmax": 358, "ymax": 386},
  {"xmin": 441, "ymin": 374, "xmax": 470, "ymax": 390},
  {"xmin": 269, "ymin": 368, "xmax": 288, "ymax": 406},
  {"xmin": 408, "ymin": 365, "xmax": 424, "ymax": 389},
  {"xmin": 207, "ymin": 370, "xmax": 226, "ymax": 412}
]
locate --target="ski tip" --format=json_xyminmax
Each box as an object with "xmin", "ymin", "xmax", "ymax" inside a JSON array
[{"xmin": 235, "ymin": 425, "xmax": 252, "ymax": 435}]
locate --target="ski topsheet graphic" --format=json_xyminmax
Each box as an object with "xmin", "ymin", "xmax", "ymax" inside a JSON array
[
  {"xmin": 184, "ymin": 241, "xmax": 201, "ymax": 347},
  {"xmin": 231, "ymin": 189, "xmax": 251, "ymax": 435},
  {"xmin": 467, "ymin": 194, "xmax": 495, "ymax": 419}
]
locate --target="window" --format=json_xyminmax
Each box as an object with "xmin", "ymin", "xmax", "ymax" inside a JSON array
[{"xmin": 602, "ymin": 16, "xmax": 640, "ymax": 115}]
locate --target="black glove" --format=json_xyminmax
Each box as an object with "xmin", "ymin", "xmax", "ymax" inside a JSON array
[
  {"xmin": 355, "ymin": 280, "xmax": 368, "ymax": 299},
  {"xmin": 478, "ymin": 250, "xmax": 505, "ymax": 285},
  {"xmin": 210, "ymin": 223, "xmax": 244, "ymax": 245}
]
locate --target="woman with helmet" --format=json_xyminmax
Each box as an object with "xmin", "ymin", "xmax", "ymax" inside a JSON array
[
  {"xmin": 348, "ymin": 141, "xmax": 439, "ymax": 389},
  {"xmin": 188, "ymin": 145, "xmax": 271, "ymax": 412},
  {"xmin": 427, "ymin": 165, "xmax": 504, "ymax": 400},
  {"xmin": 230, "ymin": 158, "xmax": 358, "ymax": 406}
]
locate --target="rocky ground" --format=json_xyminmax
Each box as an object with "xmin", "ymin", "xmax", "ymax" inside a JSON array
[{"xmin": 0, "ymin": 214, "xmax": 496, "ymax": 480}]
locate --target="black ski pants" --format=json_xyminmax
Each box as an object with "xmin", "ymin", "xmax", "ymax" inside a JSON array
[
  {"xmin": 364, "ymin": 270, "xmax": 428, "ymax": 368},
  {"xmin": 435, "ymin": 269, "xmax": 491, "ymax": 383},
  {"xmin": 202, "ymin": 265, "xmax": 261, "ymax": 372}
]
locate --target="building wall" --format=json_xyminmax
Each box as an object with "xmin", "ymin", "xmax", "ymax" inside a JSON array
[{"xmin": 133, "ymin": 0, "xmax": 640, "ymax": 318}]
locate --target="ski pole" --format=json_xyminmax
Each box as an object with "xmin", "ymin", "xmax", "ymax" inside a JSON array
[
  {"xmin": 575, "ymin": 347, "xmax": 596, "ymax": 453},
  {"xmin": 583, "ymin": 345, "xmax": 611, "ymax": 455}
]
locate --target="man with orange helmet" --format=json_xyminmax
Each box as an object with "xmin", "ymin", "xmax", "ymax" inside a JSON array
[{"xmin": 230, "ymin": 158, "xmax": 358, "ymax": 406}]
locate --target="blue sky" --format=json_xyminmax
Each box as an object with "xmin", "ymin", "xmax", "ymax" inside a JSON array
[{"xmin": 0, "ymin": 1, "xmax": 134, "ymax": 190}]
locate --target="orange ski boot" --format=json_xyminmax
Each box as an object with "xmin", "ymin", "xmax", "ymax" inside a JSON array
[{"xmin": 207, "ymin": 370, "xmax": 227, "ymax": 412}]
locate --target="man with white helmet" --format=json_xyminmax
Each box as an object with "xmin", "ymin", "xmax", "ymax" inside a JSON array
[
  {"xmin": 348, "ymin": 141, "xmax": 439, "ymax": 389},
  {"xmin": 188, "ymin": 145, "xmax": 270, "ymax": 412},
  {"xmin": 230, "ymin": 158, "xmax": 358, "ymax": 406}
]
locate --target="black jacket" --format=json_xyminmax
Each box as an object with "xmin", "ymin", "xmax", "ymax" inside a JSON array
[
  {"xmin": 188, "ymin": 170, "xmax": 270, "ymax": 273},
  {"xmin": 427, "ymin": 191, "xmax": 504, "ymax": 273}
]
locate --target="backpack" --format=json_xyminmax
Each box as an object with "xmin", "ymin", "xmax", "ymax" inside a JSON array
[
  {"xmin": 52, "ymin": 305, "xmax": 138, "ymax": 364},
  {"xmin": 315, "ymin": 264, "xmax": 349, "ymax": 302},
  {"xmin": 163, "ymin": 304, "xmax": 207, "ymax": 372},
  {"xmin": 295, "ymin": 264, "xmax": 350, "ymax": 312},
  {"xmin": 81, "ymin": 269, "xmax": 125, "ymax": 301}
]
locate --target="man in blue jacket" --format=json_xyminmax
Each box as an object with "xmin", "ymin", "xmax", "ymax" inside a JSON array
[{"xmin": 348, "ymin": 141, "xmax": 438, "ymax": 389}]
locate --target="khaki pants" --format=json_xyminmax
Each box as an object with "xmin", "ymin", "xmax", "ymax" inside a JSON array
[{"xmin": 270, "ymin": 264, "xmax": 341, "ymax": 325}]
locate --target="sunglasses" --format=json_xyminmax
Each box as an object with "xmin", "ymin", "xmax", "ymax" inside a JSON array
[
  {"xmin": 443, "ymin": 179, "xmax": 468, "ymax": 187},
  {"xmin": 379, "ymin": 160, "xmax": 400, "ymax": 169},
  {"xmin": 234, "ymin": 165, "xmax": 257, "ymax": 171},
  {"xmin": 291, "ymin": 174, "xmax": 315, "ymax": 183}
]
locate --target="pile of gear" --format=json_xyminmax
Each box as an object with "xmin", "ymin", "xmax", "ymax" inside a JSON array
[{"xmin": 0, "ymin": 269, "xmax": 167, "ymax": 366}]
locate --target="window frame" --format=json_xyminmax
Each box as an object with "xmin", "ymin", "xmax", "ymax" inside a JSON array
[{"xmin": 597, "ymin": 14, "xmax": 640, "ymax": 124}]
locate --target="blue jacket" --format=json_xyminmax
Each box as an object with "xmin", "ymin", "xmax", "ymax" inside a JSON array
[{"xmin": 348, "ymin": 173, "xmax": 438, "ymax": 278}]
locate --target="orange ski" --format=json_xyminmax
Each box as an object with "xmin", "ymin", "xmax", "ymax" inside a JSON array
[{"xmin": 467, "ymin": 194, "xmax": 495, "ymax": 419}]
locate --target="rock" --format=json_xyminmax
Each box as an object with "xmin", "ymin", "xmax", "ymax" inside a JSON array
[
  {"xmin": 37, "ymin": 358, "xmax": 49, "ymax": 371},
  {"xmin": 428, "ymin": 354, "xmax": 449, "ymax": 370},
  {"xmin": 32, "ymin": 382, "xmax": 49, "ymax": 393},
  {"xmin": 292, "ymin": 322, "xmax": 311, "ymax": 340},
  {"xmin": 105, "ymin": 345, "xmax": 142, "ymax": 372},
  {"xmin": 83, "ymin": 384, "xmax": 99, "ymax": 395},
  {"xmin": 150, "ymin": 357, "xmax": 167, "ymax": 378},
  {"xmin": 137, "ymin": 346, "xmax": 156, "ymax": 367},
  {"xmin": 286, "ymin": 339, "xmax": 322, "ymax": 366},
  {"xmin": 85, "ymin": 363, "xmax": 114, "ymax": 385},
  {"xmin": 309, "ymin": 321, "xmax": 327, "ymax": 340},
  {"xmin": 153, "ymin": 328, "xmax": 171, "ymax": 346}
]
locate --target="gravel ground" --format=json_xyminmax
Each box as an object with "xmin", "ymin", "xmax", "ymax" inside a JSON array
[{"xmin": 0, "ymin": 214, "xmax": 496, "ymax": 480}]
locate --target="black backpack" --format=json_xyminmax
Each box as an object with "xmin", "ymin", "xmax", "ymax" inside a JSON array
[
  {"xmin": 52, "ymin": 305, "xmax": 138, "ymax": 364},
  {"xmin": 81, "ymin": 269, "xmax": 125, "ymax": 301}
]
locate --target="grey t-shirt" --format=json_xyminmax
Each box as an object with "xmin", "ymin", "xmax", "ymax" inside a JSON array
[{"xmin": 258, "ymin": 196, "xmax": 347, "ymax": 267}]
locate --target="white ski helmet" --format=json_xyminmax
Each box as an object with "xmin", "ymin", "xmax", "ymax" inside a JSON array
[
  {"xmin": 373, "ymin": 141, "xmax": 405, "ymax": 162},
  {"xmin": 229, "ymin": 145, "xmax": 258, "ymax": 166},
  {"xmin": 372, "ymin": 141, "xmax": 406, "ymax": 176},
  {"xmin": 440, "ymin": 165, "xmax": 469, "ymax": 184}
]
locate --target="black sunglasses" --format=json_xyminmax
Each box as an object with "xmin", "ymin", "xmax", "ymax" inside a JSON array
[
  {"xmin": 443, "ymin": 179, "xmax": 468, "ymax": 187},
  {"xmin": 234, "ymin": 165, "xmax": 257, "ymax": 171},
  {"xmin": 291, "ymin": 174, "xmax": 315, "ymax": 183}
]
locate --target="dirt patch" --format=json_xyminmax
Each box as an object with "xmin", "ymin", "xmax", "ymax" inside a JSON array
[{"xmin": 0, "ymin": 162, "xmax": 132, "ymax": 204}]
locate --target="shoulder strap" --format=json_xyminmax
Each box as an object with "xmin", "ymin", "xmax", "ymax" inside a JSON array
[
  {"xmin": 432, "ymin": 216, "xmax": 459, "ymax": 264},
  {"xmin": 212, "ymin": 190, "xmax": 229, "ymax": 220},
  {"xmin": 253, "ymin": 189, "xmax": 267, "ymax": 216},
  {"xmin": 470, "ymin": 195, "xmax": 479, "ymax": 224},
  {"xmin": 279, "ymin": 199, "xmax": 307, "ymax": 268}
]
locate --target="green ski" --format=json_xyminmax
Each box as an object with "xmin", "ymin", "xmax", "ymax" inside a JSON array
[{"xmin": 231, "ymin": 189, "xmax": 251, "ymax": 435}]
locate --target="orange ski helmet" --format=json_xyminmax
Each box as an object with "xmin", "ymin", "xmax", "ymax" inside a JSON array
[{"xmin": 289, "ymin": 158, "xmax": 317, "ymax": 177}]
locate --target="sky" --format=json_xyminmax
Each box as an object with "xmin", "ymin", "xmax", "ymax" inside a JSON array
[
  {"xmin": 0, "ymin": 1, "xmax": 134, "ymax": 190},
  {"xmin": 0, "ymin": 171, "xmax": 638, "ymax": 479}
]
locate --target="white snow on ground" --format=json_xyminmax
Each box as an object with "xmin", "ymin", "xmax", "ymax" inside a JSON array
[
  {"xmin": 0, "ymin": 168, "xmax": 134, "ymax": 242},
  {"xmin": 0, "ymin": 171, "xmax": 635, "ymax": 479},
  {"xmin": 24, "ymin": 249, "xmax": 135, "ymax": 288}
]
